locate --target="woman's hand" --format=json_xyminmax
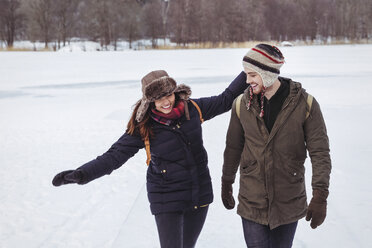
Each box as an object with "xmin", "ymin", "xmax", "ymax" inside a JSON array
[{"xmin": 52, "ymin": 169, "xmax": 84, "ymax": 186}]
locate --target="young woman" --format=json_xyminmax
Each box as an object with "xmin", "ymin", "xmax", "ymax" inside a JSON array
[{"xmin": 52, "ymin": 70, "xmax": 247, "ymax": 248}]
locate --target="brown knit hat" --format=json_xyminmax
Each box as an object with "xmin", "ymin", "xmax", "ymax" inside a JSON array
[
  {"xmin": 242, "ymin": 44, "xmax": 285, "ymax": 88},
  {"xmin": 135, "ymin": 70, "xmax": 191, "ymax": 122}
]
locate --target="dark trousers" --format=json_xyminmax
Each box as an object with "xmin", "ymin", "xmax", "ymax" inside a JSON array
[
  {"xmin": 155, "ymin": 206, "xmax": 209, "ymax": 248},
  {"xmin": 242, "ymin": 218, "xmax": 298, "ymax": 248}
]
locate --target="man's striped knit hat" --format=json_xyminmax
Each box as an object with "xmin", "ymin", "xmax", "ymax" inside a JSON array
[{"xmin": 242, "ymin": 44, "xmax": 285, "ymax": 88}]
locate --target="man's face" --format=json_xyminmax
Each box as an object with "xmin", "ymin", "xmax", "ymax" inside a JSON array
[{"xmin": 245, "ymin": 68, "xmax": 264, "ymax": 95}]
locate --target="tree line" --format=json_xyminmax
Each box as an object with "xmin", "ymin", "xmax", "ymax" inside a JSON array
[{"xmin": 1, "ymin": 0, "xmax": 371, "ymax": 49}]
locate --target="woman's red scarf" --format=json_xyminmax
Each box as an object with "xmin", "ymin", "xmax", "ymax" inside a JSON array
[{"xmin": 151, "ymin": 100, "xmax": 185, "ymax": 126}]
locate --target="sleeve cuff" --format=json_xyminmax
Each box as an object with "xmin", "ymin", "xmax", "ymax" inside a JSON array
[{"xmin": 222, "ymin": 175, "xmax": 236, "ymax": 184}]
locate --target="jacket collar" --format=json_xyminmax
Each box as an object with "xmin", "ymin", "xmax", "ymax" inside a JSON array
[
  {"xmin": 245, "ymin": 77, "xmax": 302, "ymax": 115},
  {"xmin": 265, "ymin": 78, "xmax": 304, "ymax": 144},
  {"xmin": 244, "ymin": 77, "xmax": 305, "ymax": 145}
]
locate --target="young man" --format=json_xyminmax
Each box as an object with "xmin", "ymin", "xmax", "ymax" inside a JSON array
[{"xmin": 221, "ymin": 44, "xmax": 331, "ymax": 248}]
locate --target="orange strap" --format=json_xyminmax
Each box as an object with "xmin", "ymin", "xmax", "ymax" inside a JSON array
[
  {"xmin": 190, "ymin": 99, "xmax": 204, "ymax": 123},
  {"xmin": 144, "ymin": 137, "xmax": 151, "ymax": 166},
  {"xmin": 144, "ymin": 100, "xmax": 204, "ymax": 166}
]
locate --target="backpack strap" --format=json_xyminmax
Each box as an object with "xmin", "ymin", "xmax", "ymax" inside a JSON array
[
  {"xmin": 235, "ymin": 93, "xmax": 314, "ymax": 119},
  {"xmin": 305, "ymin": 93, "xmax": 313, "ymax": 120},
  {"xmin": 233, "ymin": 91, "xmax": 312, "ymax": 122},
  {"xmin": 190, "ymin": 99, "xmax": 204, "ymax": 123},
  {"xmin": 144, "ymin": 99, "xmax": 204, "ymax": 166},
  {"xmin": 144, "ymin": 137, "xmax": 151, "ymax": 166},
  {"xmin": 235, "ymin": 93, "xmax": 312, "ymax": 120},
  {"xmin": 235, "ymin": 94, "xmax": 244, "ymax": 119}
]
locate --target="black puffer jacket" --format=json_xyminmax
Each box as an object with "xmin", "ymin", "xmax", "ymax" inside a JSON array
[{"xmin": 78, "ymin": 72, "xmax": 247, "ymax": 214}]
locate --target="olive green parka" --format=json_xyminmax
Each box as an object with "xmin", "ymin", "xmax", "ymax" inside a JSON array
[{"xmin": 222, "ymin": 77, "xmax": 331, "ymax": 229}]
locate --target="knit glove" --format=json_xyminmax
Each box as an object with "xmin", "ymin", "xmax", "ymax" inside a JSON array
[
  {"xmin": 221, "ymin": 179, "xmax": 235, "ymax": 210},
  {"xmin": 52, "ymin": 169, "xmax": 84, "ymax": 186},
  {"xmin": 306, "ymin": 189, "xmax": 329, "ymax": 229}
]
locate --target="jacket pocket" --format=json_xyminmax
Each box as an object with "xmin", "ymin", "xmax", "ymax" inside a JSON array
[
  {"xmin": 240, "ymin": 160, "xmax": 258, "ymax": 174},
  {"xmin": 284, "ymin": 160, "xmax": 305, "ymax": 184},
  {"xmin": 239, "ymin": 160, "xmax": 267, "ymax": 208},
  {"xmin": 275, "ymin": 160, "xmax": 306, "ymax": 206},
  {"xmin": 148, "ymin": 158, "xmax": 168, "ymax": 180}
]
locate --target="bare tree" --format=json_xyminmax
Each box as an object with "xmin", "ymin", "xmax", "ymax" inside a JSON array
[
  {"xmin": 141, "ymin": 0, "xmax": 163, "ymax": 48},
  {"xmin": 0, "ymin": 0, "xmax": 23, "ymax": 47},
  {"xmin": 6, "ymin": 0, "xmax": 372, "ymax": 48},
  {"xmin": 28, "ymin": 0, "xmax": 55, "ymax": 48},
  {"xmin": 54, "ymin": 0, "xmax": 79, "ymax": 48},
  {"xmin": 168, "ymin": 0, "xmax": 205, "ymax": 45},
  {"xmin": 95, "ymin": 0, "xmax": 112, "ymax": 48},
  {"xmin": 81, "ymin": 0, "xmax": 129, "ymax": 49},
  {"xmin": 225, "ymin": 0, "xmax": 254, "ymax": 42},
  {"xmin": 120, "ymin": 0, "xmax": 141, "ymax": 49},
  {"xmin": 160, "ymin": 0, "xmax": 170, "ymax": 43},
  {"xmin": 167, "ymin": 0, "xmax": 183, "ymax": 45}
]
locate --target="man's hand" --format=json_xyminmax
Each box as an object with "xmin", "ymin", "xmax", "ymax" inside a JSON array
[
  {"xmin": 221, "ymin": 179, "xmax": 235, "ymax": 209},
  {"xmin": 306, "ymin": 189, "xmax": 329, "ymax": 229}
]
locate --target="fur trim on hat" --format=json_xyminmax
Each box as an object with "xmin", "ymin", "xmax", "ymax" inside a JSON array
[
  {"xmin": 174, "ymin": 84, "xmax": 192, "ymax": 100},
  {"xmin": 144, "ymin": 76, "xmax": 177, "ymax": 101},
  {"xmin": 136, "ymin": 98, "xmax": 150, "ymax": 123}
]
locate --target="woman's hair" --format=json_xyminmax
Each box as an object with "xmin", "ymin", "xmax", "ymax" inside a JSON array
[{"xmin": 126, "ymin": 100, "xmax": 153, "ymax": 140}]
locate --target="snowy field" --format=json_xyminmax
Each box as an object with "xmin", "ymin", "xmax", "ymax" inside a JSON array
[{"xmin": 0, "ymin": 45, "xmax": 371, "ymax": 248}]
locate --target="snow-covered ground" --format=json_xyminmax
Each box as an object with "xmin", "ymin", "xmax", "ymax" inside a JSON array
[{"xmin": 0, "ymin": 45, "xmax": 371, "ymax": 248}]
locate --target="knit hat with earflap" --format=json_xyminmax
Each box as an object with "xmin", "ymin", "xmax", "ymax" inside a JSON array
[
  {"xmin": 136, "ymin": 70, "xmax": 191, "ymax": 122},
  {"xmin": 242, "ymin": 44, "xmax": 285, "ymax": 117},
  {"xmin": 242, "ymin": 44, "xmax": 285, "ymax": 88}
]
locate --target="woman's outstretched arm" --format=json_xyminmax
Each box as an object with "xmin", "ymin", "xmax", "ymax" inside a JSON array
[
  {"xmin": 53, "ymin": 133, "xmax": 144, "ymax": 186},
  {"xmin": 192, "ymin": 71, "xmax": 247, "ymax": 121}
]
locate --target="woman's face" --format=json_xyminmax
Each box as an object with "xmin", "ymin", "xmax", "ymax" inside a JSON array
[{"xmin": 154, "ymin": 93, "xmax": 175, "ymax": 114}]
